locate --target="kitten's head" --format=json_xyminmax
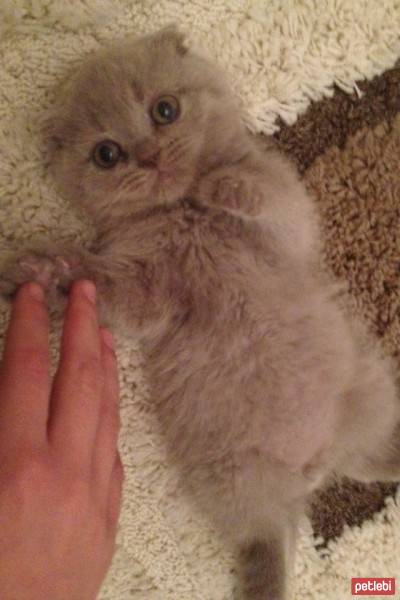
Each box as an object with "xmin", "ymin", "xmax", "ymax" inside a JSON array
[{"xmin": 47, "ymin": 27, "xmax": 246, "ymax": 224}]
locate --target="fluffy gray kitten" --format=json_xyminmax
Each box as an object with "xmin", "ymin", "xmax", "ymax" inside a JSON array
[{"xmin": 2, "ymin": 27, "xmax": 400, "ymax": 600}]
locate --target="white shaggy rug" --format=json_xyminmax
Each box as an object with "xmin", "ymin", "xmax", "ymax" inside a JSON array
[{"xmin": 0, "ymin": 2, "xmax": 399, "ymax": 599}]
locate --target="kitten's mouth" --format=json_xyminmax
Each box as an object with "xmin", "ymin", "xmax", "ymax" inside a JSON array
[
  {"xmin": 140, "ymin": 166, "xmax": 172, "ymax": 190},
  {"xmin": 158, "ymin": 171, "xmax": 173, "ymax": 183},
  {"xmin": 147, "ymin": 168, "xmax": 173, "ymax": 195},
  {"xmin": 156, "ymin": 168, "xmax": 174, "ymax": 185},
  {"xmin": 147, "ymin": 163, "xmax": 186, "ymax": 193}
]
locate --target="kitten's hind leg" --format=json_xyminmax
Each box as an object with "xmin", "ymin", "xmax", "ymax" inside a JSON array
[
  {"xmin": 336, "ymin": 349, "xmax": 400, "ymax": 484},
  {"xmin": 366, "ymin": 422, "xmax": 400, "ymax": 481},
  {"xmin": 340, "ymin": 422, "xmax": 400, "ymax": 483}
]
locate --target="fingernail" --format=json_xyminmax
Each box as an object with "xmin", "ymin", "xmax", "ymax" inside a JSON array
[
  {"xmin": 101, "ymin": 328, "xmax": 115, "ymax": 352},
  {"xmin": 81, "ymin": 280, "xmax": 96, "ymax": 303},
  {"xmin": 27, "ymin": 282, "xmax": 44, "ymax": 302}
]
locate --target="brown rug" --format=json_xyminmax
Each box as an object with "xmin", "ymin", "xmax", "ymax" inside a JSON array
[{"xmin": 274, "ymin": 64, "xmax": 400, "ymax": 544}]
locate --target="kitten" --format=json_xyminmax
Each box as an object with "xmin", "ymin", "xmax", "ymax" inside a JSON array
[{"xmin": 2, "ymin": 27, "xmax": 400, "ymax": 600}]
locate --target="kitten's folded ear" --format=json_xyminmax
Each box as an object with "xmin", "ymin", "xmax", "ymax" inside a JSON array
[{"xmin": 152, "ymin": 24, "xmax": 189, "ymax": 56}]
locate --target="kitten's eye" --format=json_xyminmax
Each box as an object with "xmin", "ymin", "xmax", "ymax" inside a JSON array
[
  {"xmin": 151, "ymin": 95, "xmax": 180, "ymax": 125},
  {"xmin": 93, "ymin": 141, "xmax": 121, "ymax": 168}
]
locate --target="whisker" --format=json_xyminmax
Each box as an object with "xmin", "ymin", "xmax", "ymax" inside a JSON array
[
  {"xmin": 119, "ymin": 171, "xmax": 150, "ymax": 193},
  {"xmin": 164, "ymin": 136, "xmax": 196, "ymax": 164}
]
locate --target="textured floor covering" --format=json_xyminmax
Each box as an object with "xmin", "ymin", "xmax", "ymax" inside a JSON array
[
  {"xmin": 0, "ymin": 2, "xmax": 399, "ymax": 599},
  {"xmin": 275, "ymin": 64, "xmax": 400, "ymax": 544}
]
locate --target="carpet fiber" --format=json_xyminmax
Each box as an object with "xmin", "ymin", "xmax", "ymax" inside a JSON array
[{"xmin": 0, "ymin": 2, "xmax": 400, "ymax": 599}]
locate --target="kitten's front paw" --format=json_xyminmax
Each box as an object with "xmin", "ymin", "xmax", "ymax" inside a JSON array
[
  {"xmin": 196, "ymin": 173, "xmax": 262, "ymax": 217},
  {"xmin": 0, "ymin": 252, "xmax": 73, "ymax": 301},
  {"xmin": 196, "ymin": 173, "xmax": 240, "ymax": 210}
]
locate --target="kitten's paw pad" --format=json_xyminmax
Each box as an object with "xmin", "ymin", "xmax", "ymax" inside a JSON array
[
  {"xmin": 196, "ymin": 175, "xmax": 242, "ymax": 210},
  {"xmin": 197, "ymin": 174, "xmax": 262, "ymax": 216},
  {"xmin": 198, "ymin": 175, "xmax": 240, "ymax": 208},
  {"xmin": 213, "ymin": 177, "xmax": 243, "ymax": 209},
  {"xmin": 0, "ymin": 253, "xmax": 73, "ymax": 300},
  {"xmin": 217, "ymin": 179, "xmax": 264, "ymax": 216},
  {"xmin": 18, "ymin": 254, "xmax": 58, "ymax": 287}
]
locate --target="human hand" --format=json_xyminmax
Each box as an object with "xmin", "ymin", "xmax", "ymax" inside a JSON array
[{"xmin": 0, "ymin": 280, "xmax": 123, "ymax": 600}]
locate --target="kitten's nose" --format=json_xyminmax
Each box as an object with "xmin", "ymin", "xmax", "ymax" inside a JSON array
[{"xmin": 135, "ymin": 139, "xmax": 161, "ymax": 169}]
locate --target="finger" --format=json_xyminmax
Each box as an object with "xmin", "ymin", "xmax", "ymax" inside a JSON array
[
  {"xmin": 0, "ymin": 283, "xmax": 50, "ymax": 446},
  {"xmin": 106, "ymin": 453, "xmax": 124, "ymax": 532},
  {"xmin": 93, "ymin": 329, "xmax": 120, "ymax": 492},
  {"xmin": 48, "ymin": 280, "xmax": 103, "ymax": 464}
]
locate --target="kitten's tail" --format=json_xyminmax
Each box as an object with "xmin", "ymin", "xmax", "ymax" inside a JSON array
[{"xmin": 239, "ymin": 534, "xmax": 286, "ymax": 600}]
